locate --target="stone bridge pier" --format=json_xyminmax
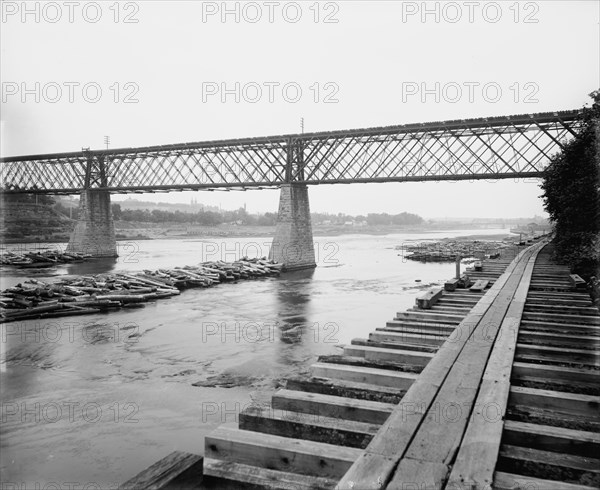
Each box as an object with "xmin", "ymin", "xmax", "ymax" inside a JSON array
[
  {"xmin": 269, "ymin": 184, "xmax": 316, "ymax": 270},
  {"xmin": 66, "ymin": 189, "xmax": 118, "ymax": 257}
]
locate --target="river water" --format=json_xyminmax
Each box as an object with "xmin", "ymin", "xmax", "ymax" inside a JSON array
[{"xmin": 0, "ymin": 230, "xmax": 507, "ymax": 488}]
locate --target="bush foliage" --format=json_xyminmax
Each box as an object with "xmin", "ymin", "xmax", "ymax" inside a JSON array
[{"xmin": 539, "ymin": 91, "xmax": 600, "ymax": 279}]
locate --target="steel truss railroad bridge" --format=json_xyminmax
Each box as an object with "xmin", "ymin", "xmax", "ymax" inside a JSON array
[{"xmin": 0, "ymin": 109, "xmax": 583, "ymax": 268}]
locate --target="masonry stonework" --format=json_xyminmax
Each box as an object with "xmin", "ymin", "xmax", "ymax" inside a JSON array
[
  {"xmin": 66, "ymin": 190, "xmax": 118, "ymax": 257},
  {"xmin": 269, "ymin": 184, "xmax": 316, "ymax": 270}
]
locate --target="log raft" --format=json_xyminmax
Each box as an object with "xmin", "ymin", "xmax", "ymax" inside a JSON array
[
  {"xmin": 0, "ymin": 250, "xmax": 92, "ymax": 267},
  {"xmin": 0, "ymin": 259, "xmax": 282, "ymax": 323},
  {"xmin": 171, "ymin": 237, "xmax": 598, "ymax": 490}
]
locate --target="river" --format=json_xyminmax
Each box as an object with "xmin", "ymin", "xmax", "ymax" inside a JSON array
[{"xmin": 0, "ymin": 229, "xmax": 508, "ymax": 488}]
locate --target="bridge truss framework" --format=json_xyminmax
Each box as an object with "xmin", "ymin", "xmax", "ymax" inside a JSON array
[{"xmin": 0, "ymin": 110, "xmax": 582, "ymax": 195}]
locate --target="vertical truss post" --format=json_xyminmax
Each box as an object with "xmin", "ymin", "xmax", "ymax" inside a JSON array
[
  {"xmin": 269, "ymin": 138, "xmax": 316, "ymax": 270},
  {"xmin": 66, "ymin": 150, "xmax": 117, "ymax": 257}
]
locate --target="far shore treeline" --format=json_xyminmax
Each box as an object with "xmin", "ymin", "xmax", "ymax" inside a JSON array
[{"xmin": 1, "ymin": 193, "xmax": 424, "ymax": 228}]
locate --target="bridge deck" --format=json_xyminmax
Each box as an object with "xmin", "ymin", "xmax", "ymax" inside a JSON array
[{"xmin": 196, "ymin": 239, "xmax": 599, "ymax": 489}]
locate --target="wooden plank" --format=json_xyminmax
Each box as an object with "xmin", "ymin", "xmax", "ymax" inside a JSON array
[
  {"xmin": 369, "ymin": 330, "xmax": 446, "ymax": 347},
  {"xmin": 202, "ymin": 458, "xmax": 337, "ymax": 489},
  {"xmin": 502, "ymin": 420, "xmax": 600, "ymax": 457},
  {"xmin": 469, "ymin": 279, "xmax": 489, "ymax": 292},
  {"xmin": 285, "ymin": 376, "xmax": 405, "ymax": 404},
  {"xmin": 239, "ymin": 407, "xmax": 379, "ymax": 449},
  {"xmin": 437, "ymin": 297, "xmax": 480, "ymax": 306},
  {"xmin": 204, "ymin": 427, "xmax": 361, "ymax": 479},
  {"xmin": 395, "ymin": 310, "xmax": 465, "ymax": 324},
  {"xmin": 121, "ymin": 451, "xmax": 204, "ymax": 490},
  {"xmin": 271, "ymin": 389, "xmax": 395, "ymax": 424},
  {"xmin": 387, "ymin": 458, "xmax": 449, "ymax": 489},
  {"xmin": 335, "ymin": 452, "xmax": 396, "ymax": 490},
  {"xmin": 512, "ymin": 361, "xmax": 600, "ymax": 385},
  {"xmin": 382, "ymin": 321, "xmax": 455, "ymax": 335},
  {"xmin": 350, "ymin": 338, "xmax": 438, "ymax": 353},
  {"xmin": 519, "ymin": 319, "xmax": 600, "ymax": 335},
  {"xmin": 523, "ymin": 303, "xmax": 599, "ymax": 316},
  {"xmin": 416, "ymin": 288, "xmax": 443, "ymax": 309},
  {"xmin": 316, "ymin": 355, "xmax": 424, "ymax": 374},
  {"xmin": 517, "ymin": 330, "xmax": 600, "ymax": 347},
  {"xmin": 515, "ymin": 344, "xmax": 599, "ymax": 365},
  {"xmin": 343, "ymin": 344, "xmax": 434, "ymax": 366},
  {"xmin": 508, "ymin": 386, "xmax": 600, "ymax": 419},
  {"xmin": 429, "ymin": 304, "xmax": 471, "ymax": 313},
  {"xmin": 444, "ymin": 278, "xmax": 459, "ymax": 292},
  {"xmin": 494, "ymin": 471, "xmax": 594, "ymax": 490},
  {"xmin": 521, "ymin": 311, "xmax": 600, "ymax": 325},
  {"xmin": 310, "ymin": 362, "xmax": 418, "ymax": 389},
  {"xmin": 498, "ymin": 444, "xmax": 600, "ymax": 474}
]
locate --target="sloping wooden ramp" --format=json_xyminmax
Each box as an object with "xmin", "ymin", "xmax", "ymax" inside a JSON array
[{"xmin": 199, "ymin": 245, "xmax": 525, "ymax": 488}]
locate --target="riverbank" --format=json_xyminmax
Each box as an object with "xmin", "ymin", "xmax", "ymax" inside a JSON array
[{"xmin": 2, "ymin": 224, "xmax": 516, "ymax": 245}]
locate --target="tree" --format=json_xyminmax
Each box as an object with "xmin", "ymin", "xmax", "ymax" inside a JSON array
[
  {"xmin": 539, "ymin": 90, "xmax": 600, "ymax": 279},
  {"xmin": 111, "ymin": 203, "xmax": 122, "ymax": 220}
]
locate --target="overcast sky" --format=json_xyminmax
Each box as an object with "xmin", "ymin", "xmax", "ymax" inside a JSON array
[{"xmin": 1, "ymin": 1, "xmax": 598, "ymax": 218}]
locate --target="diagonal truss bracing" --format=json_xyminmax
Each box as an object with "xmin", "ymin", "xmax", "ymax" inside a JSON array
[{"xmin": 0, "ymin": 110, "xmax": 583, "ymax": 194}]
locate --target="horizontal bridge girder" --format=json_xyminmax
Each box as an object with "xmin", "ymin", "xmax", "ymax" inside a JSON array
[{"xmin": 0, "ymin": 110, "xmax": 583, "ymax": 194}]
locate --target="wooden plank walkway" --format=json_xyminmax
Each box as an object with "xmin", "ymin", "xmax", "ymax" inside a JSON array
[{"xmin": 121, "ymin": 238, "xmax": 600, "ymax": 489}]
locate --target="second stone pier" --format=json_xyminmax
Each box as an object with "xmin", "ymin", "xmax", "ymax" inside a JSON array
[
  {"xmin": 66, "ymin": 189, "xmax": 118, "ymax": 257},
  {"xmin": 269, "ymin": 184, "xmax": 316, "ymax": 270}
]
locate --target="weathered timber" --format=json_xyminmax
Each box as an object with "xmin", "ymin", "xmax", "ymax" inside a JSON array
[
  {"xmin": 469, "ymin": 279, "xmax": 489, "ymax": 292},
  {"xmin": 415, "ymin": 288, "xmax": 443, "ymax": 309},
  {"xmin": 121, "ymin": 451, "xmax": 204, "ymax": 490}
]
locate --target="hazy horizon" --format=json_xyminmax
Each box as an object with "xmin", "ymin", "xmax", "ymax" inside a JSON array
[{"xmin": 2, "ymin": 1, "xmax": 598, "ymax": 218}]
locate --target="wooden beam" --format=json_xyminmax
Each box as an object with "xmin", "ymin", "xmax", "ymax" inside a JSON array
[
  {"xmin": 508, "ymin": 386, "xmax": 600, "ymax": 419},
  {"xmin": 415, "ymin": 288, "xmax": 443, "ymax": 309},
  {"xmin": 120, "ymin": 451, "xmax": 204, "ymax": 490},
  {"xmin": 271, "ymin": 389, "xmax": 394, "ymax": 424},
  {"xmin": 502, "ymin": 420, "xmax": 600, "ymax": 457},
  {"xmin": 310, "ymin": 362, "xmax": 418, "ymax": 389},
  {"xmin": 202, "ymin": 458, "xmax": 337, "ymax": 489},
  {"xmin": 204, "ymin": 427, "xmax": 361, "ymax": 479},
  {"xmin": 239, "ymin": 407, "xmax": 379, "ymax": 449},
  {"xmin": 494, "ymin": 471, "xmax": 593, "ymax": 490},
  {"xmin": 469, "ymin": 279, "xmax": 489, "ymax": 292}
]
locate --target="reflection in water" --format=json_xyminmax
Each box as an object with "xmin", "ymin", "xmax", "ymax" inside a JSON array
[
  {"xmin": 276, "ymin": 268, "xmax": 315, "ymax": 345},
  {"xmin": 66, "ymin": 257, "xmax": 117, "ymax": 276}
]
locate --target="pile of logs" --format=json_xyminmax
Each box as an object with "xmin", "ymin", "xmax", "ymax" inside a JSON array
[
  {"xmin": 0, "ymin": 250, "xmax": 92, "ymax": 268},
  {"xmin": 0, "ymin": 258, "xmax": 282, "ymax": 323},
  {"xmin": 399, "ymin": 240, "xmax": 510, "ymax": 263}
]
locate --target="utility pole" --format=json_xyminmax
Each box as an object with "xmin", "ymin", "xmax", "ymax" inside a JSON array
[
  {"xmin": 300, "ymin": 117, "xmax": 304, "ymax": 134},
  {"xmin": 104, "ymin": 136, "xmax": 110, "ymax": 150}
]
